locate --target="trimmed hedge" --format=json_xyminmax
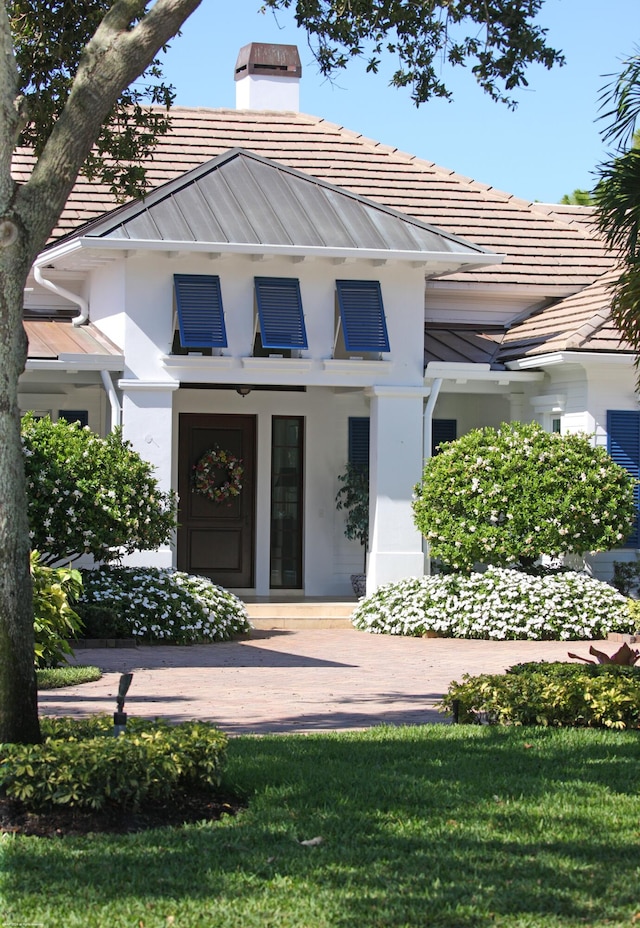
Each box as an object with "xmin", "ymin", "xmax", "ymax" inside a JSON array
[
  {"xmin": 0, "ymin": 716, "xmax": 228, "ymax": 811},
  {"xmin": 441, "ymin": 662, "xmax": 640, "ymax": 728}
]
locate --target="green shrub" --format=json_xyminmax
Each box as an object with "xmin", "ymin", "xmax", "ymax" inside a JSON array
[
  {"xmin": 31, "ymin": 551, "xmax": 84, "ymax": 668},
  {"xmin": 442, "ymin": 662, "xmax": 640, "ymax": 728},
  {"xmin": 0, "ymin": 716, "xmax": 228, "ymax": 811},
  {"xmin": 413, "ymin": 421, "xmax": 637, "ymax": 571},
  {"xmin": 352, "ymin": 567, "xmax": 633, "ymax": 640},
  {"xmin": 22, "ymin": 413, "xmax": 177, "ymax": 565},
  {"xmin": 75, "ymin": 603, "xmax": 134, "ymax": 640},
  {"xmin": 78, "ymin": 567, "xmax": 251, "ymax": 643}
]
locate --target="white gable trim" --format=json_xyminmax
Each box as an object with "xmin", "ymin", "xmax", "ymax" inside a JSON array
[{"xmin": 38, "ymin": 236, "xmax": 502, "ymax": 275}]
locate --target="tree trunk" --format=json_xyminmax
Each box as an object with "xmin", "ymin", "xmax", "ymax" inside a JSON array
[
  {"xmin": 0, "ymin": 0, "xmax": 203, "ymax": 744},
  {"xmin": 0, "ymin": 238, "xmax": 40, "ymax": 744}
]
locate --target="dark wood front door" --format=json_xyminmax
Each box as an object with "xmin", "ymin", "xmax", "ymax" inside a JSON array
[{"xmin": 178, "ymin": 414, "xmax": 255, "ymax": 588}]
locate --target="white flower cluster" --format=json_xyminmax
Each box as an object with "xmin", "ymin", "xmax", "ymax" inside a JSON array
[
  {"xmin": 352, "ymin": 568, "xmax": 634, "ymax": 640},
  {"xmin": 81, "ymin": 567, "xmax": 251, "ymax": 643}
]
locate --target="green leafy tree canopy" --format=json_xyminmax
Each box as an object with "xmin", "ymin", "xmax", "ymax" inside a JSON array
[
  {"xmin": 412, "ymin": 421, "xmax": 636, "ymax": 572},
  {"xmin": 267, "ymin": 0, "xmax": 564, "ymax": 107},
  {"xmin": 9, "ymin": 0, "xmax": 180, "ymax": 200},
  {"xmin": 22, "ymin": 414, "xmax": 177, "ymax": 565},
  {"xmin": 560, "ymin": 188, "xmax": 594, "ymax": 206}
]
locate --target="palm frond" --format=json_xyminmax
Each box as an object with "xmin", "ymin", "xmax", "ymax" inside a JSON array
[
  {"xmin": 598, "ymin": 49, "xmax": 640, "ymax": 151},
  {"xmin": 594, "ymin": 148, "xmax": 640, "ymax": 256}
]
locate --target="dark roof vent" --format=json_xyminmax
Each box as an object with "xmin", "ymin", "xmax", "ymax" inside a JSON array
[{"xmin": 234, "ymin": 43, "xmax": 302, "ymax": 81}]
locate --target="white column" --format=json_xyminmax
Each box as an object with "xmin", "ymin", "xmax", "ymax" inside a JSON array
[
  {"xmin": 119, "ymin": 380, "xmax": 179, "ymax": 568},
  {"xmin": 365, "ymin": 387, "xmax": 425, "ymax": 595}
]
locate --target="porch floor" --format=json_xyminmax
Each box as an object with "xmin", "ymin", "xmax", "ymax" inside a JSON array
[{"xmin": 238, "ymin": 596, "xmax": 358, "ymax": 629}]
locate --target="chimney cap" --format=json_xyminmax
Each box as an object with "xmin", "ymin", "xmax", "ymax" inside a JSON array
[{"xmin": 234, "ymin": 43, "xmax": 302, "ymax": 81}]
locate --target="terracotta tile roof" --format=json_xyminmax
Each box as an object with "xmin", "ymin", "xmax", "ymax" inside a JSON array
[
  {"xmin": 14, "ymin": 108, "xmax": 614, "ymax": 295},
  {"xmin": 534, "ymin": 203, "xmax": 600, "ymax": 235},
  {"xmin": 500, "ymin": 266, "xmax": 632, "ymax": 358}
]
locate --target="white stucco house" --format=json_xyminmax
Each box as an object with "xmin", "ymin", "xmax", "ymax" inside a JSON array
[{"xmin": 15, "ymin": 43, "xmax": 640, "ymax": 597}]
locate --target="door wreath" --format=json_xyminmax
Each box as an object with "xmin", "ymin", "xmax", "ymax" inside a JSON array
[{"xmin": 192, "ymin": 446, "xmax": 244, "ymax": 504}]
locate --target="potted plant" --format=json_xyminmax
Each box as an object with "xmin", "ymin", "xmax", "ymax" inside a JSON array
[{"xmin": 335, "ymin": 463, "xmax": 369, "ymax": 596}]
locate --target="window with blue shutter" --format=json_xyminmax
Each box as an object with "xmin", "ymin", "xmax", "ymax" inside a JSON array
[
  {"xmin": 255, "ymin": 277, "xmax": 308, "ymax": 351},
  {"xmin": 336, "ymin": 280, "xmax": 390, "ymax": 353},
  {"xmin": 432, "ymin": 419, "xmax": 457, "ymax": 456},
  {"xmin": 607, "ymin": 410, "xmax": 640, "ymax": 547},
  {"xmin": 349, "ymin": 417, "xmax": 370, "ymax": 468},
  {"xmin": 174, "ymin": 274, "xmax": 227, "ymax": 348}
]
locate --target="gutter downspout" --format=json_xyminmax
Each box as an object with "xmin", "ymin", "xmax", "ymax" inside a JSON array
[
  {"xmin": 100, "ymin": 370, "xmax": 122, "ymax": 430},
  {"xmin": 33, "ymin": 266, "xmax": 89, "ymax": 326},
  {"xmin": 422, "ymin": 377, "xmax": 443, "ymax": 576}
]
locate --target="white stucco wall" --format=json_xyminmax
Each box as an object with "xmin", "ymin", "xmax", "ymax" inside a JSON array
[
  {"xmin": 88, "ymin": 262, "xmax": 126, "ymax": 349},
  {"xmin": 90, "ymin": 249, "xmax": 429, "ymax": 594}
]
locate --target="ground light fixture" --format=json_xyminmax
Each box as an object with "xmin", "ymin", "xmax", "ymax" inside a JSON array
[{"xmin": 113, "ymin": 672, "xmax": 134, "ymax": 736}]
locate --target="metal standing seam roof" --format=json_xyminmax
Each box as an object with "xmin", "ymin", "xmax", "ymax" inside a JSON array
[
  {"xmin": 424, "ymin": 324, "xmax": 506, "ymax": 369},
  {"xmin": 23, "ymin": 317, "xmax": 123, "ymax": 363},
  {"xmin": 50, "ymin": 148, "xmax": 496, "ymax": 264}
]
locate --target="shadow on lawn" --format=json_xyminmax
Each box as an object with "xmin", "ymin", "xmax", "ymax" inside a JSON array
[{"xmin": 5, "ymin": 727, "xmax": 639, "ymax": 927}]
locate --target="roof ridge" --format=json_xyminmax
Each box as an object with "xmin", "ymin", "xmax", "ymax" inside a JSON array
[{"xmin": 565, "ymin": 308, "xmax": 613, "ymax": 348}]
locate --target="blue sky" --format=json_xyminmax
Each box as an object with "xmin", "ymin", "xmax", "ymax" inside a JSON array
[{"xmin": 159, "ymin": 0, "xmax": 638, "ymax": 204}]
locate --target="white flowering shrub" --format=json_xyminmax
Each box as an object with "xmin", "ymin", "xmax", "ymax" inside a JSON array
[
  {"xmin": 413, "ymin": 421, "xmax": 637, "ymax": 571},
  {"xmin": 22, "ymin": 414, "xmax": 177, "ymax": 565},
  {"xmin": 352, "ymin": 568, "xmax": 635, "ymax": 640},
  {"xmin": 79, "ymin": 567, "xmax": 251, "ymax": 643}
]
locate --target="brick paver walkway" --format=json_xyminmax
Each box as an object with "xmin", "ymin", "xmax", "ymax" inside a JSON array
[{"xmin": 38, "ymin": 629, "xmax": 602, "ymax": 734}]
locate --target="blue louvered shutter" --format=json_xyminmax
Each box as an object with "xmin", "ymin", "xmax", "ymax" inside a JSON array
[
  {"xmin": 432, "ymin": 419, "xmax": 457, "ymax": 456},
  {"xmin": 255, "ymin": 277, "xmax": 308, "ymax": 350},
  {"xmin": 174, "ymin": 274, "xmax": 227, "ymax": 348},
  {"xmin": 607, "ymin": 410, "xmax": 640, "ymax": 547},
  {"xmin": 349, "ymin": 417, "xmax": 370, "ymax": 468},
  {"xmin": 336, "ymin": 280, "xmax": 390, "ymax": 352}
]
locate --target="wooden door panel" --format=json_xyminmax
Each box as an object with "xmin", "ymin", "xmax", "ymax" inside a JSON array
[
  {"xmin": 178, "ymin": 414, "xmax": 255, "ymax": 588},
  {"xmin": 189, "ymin": 529, "xmax": 243, "ymax": 571}
]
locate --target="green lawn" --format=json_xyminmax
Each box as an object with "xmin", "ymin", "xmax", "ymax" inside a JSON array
[
  {"xmin": 2, "ymin": 725, "xmax": 639, "ymax": 927},
  {"xmin": 36, "ymin": 665, "xmax": 101, "ymax": 689}
]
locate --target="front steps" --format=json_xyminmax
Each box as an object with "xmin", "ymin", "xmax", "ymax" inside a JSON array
[{"xmin": 244, "ymin": 599, "xmax": 356, "ymax": 630}]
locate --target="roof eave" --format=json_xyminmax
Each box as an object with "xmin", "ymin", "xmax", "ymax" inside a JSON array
[
  {"xmin": 25, "ymin": 355, "xmax": 124, "ymax": 372},
  {"xmin": 506, "ymin": 350, "xmax": 636, "ymax": 370},
  {"xmin": 36, "ymin": 236, "xmax": 502, "ymax": 271},
  {"xmin": 424, "ymin": 361, "xmax": 543, "ymax": 383}
]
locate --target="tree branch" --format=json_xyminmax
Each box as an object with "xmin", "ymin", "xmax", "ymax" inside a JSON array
[
  {"xmin": 0, "ymin": 2, "xmax": 21, "ymax": 200},
  {"xmin": 17, "ymin": 0, "xmax": 202, "ymax": 255}
]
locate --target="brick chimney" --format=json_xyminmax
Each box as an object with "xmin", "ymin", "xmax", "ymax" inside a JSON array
[{"xmin": 235, "ymin": 43, "xmax": 302, "ymax": 112}]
